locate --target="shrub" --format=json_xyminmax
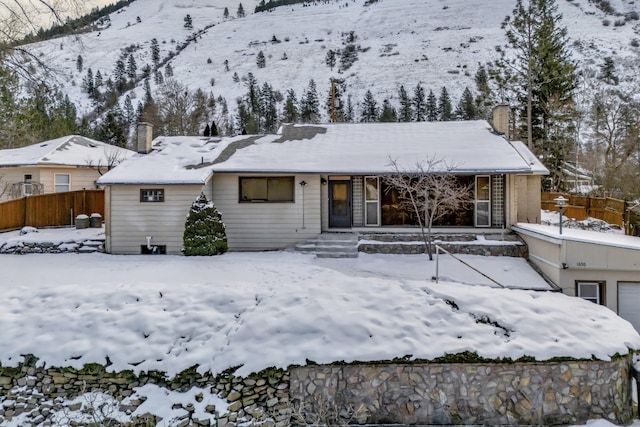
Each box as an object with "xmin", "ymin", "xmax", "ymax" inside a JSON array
[{"xmin": 183, "ymin": 193, "xmax": 228, "ymax": 256}]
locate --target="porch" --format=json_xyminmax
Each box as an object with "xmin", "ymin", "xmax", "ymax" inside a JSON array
[{"xmin": 293, "ymin": 231, "xmax": 528, "ymax": 259}]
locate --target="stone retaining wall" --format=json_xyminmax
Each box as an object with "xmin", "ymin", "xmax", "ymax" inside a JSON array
[
  {"xmin": 290, "ymin": 357, "xmax": 634, "ymax": 426},
  {"xmin": 358, "ymin": 233, "xmax": 529, "ymax": 258},
  {"xmin": 0, "ymin": 239, "xmax": 104, "ymax": 254},
  {"xmin": 0, "ymin": 356, "xmax": 633, "ymax": 426}
]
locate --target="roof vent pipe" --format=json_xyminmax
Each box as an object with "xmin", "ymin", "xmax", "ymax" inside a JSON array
[{"xmin": 137, "ymin": 122, "xmax": 153, "ymax": 154}]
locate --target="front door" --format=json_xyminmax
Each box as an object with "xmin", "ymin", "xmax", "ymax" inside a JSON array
[{"xmin": 329, "ymin": 180, "xmax": 351, "ymax": 228}]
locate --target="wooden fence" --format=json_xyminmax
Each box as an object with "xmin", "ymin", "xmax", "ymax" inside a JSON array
[
  {"xmin": 541, "ymin": 192, "xmax": 626, "ymax": 227},
  {"xmin": 0, "ymin": 190, "xmax": 104, "ymax": 231}
]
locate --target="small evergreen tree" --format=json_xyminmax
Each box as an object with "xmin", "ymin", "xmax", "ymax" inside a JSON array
[
  {"xmin": 397, "ymin": 85, "xmax": 412, "ymax": 122},
  {"xmin": 150, "ymin": 38, "xmax": 160, "ymax": 69},
  {"xmin": 237, "ymin": 3, "xmax": 246, "ymax": 18},
  {"xmin": 413, "ymin": 83, "xmax": 426, "ymax": 122},
  {"xmin": 203, "ymin": 123, "xmax": 211, "ymax": 136},
  {"xmin": 184, "ymin": 14, "xmax": 193, "ymax": 29},
  {"xmin": 426, "ymin": 89, "xmax": 438, "ymax": 121},
  {"xmin": 76, "ymin": 55, "xmax": 83, "ymax": 72},
  {"xmin": 94, "ymin": 70, "xmax": 103, "ymax": 89},
  {"xmin": 211, "ymin": 120, "xmax": 219, "ymax": 136},
  {"xmin": 360, "ymin": 90, "xmax": 379, "ymax": 122},
  {"xmin": 438, "ymin": 86, "xmax": 452, "ymax": 121},
  {"xmin": 325, "ymin": 50, "xmax": 336, "ymax": 70},
  {"xmin": 82, "ymin": 68, "xmax": 95, "ymax": 96},
  {"xmin": 183, "ymin": 193, "xmax": 228, "ymax": 256},
  {"xmin": 300, "ymin": 79, "xmax": 320, "ymax": 123},
  {"xmin": 256, "ymin": 51, "xmax": 266, "ymax": 68},
  {"xmin": 224, "ymin": 7, "xmax": 229, "ymax": 18},
  {"xmin": 599, "ymin": 57, "xmax": 618, "ymax": 85},
  {"xmin": 126, "ymin": 54, "xmax": 137, "ymax": 79},
  {"xmin": 379, "ymin": 99, "xmax": 397, "ymax": 122},
  {"xmin": 455, "ymin": 87, "xmax": 478, "ymax": 120},
  {"xmin": 283, "ymin": 88, "xmax": 299, "ymax": 123}
]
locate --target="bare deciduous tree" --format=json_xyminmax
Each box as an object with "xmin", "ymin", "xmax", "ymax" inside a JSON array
[
  {"xmin": 385, "ymin": 157, "xmax": 473, "ymax": 260},
  {"xmin": 85, "ymin": 146, "xmax": 128, "ymax": 176}
]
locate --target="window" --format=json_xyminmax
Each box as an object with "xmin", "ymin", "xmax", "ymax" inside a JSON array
[
  {"xmin": 140, "ymin": 189, "xmax": 165, "ymax": 202},
  {"xmin": 23, "ymin": 174, "xmax": 32, "ymax": 196},
  {"xmin": 577, "ymin": 281, "xmax": 605, "ymax": 305},
  {"xmin": 239, "ymin": 177, "xmax": 294, "ymax": 202},
  {"xmin": 54, "ymin": 174, "xmax": 70, "ymax": 193}
]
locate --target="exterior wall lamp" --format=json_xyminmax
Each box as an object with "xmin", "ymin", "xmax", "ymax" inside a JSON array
[{"xmin": 554, "ymin": 196, "xmax": 569, "ymax": 235}]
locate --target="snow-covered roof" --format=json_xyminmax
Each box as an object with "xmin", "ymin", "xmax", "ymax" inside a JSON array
[
  {"xmin": 0, "ymin": 135, "xmax": 135, "ymax": 168},
  {"xmin": 97, "ymin": 135, "xmax": 237, "ymax": 185},
  {"xmin": 514, "ymin": 223, "xmax": 640, "ymax": 252},
  {"xmin": 98, "ymin": 121, "xmax": 549, "ymax": 185}
]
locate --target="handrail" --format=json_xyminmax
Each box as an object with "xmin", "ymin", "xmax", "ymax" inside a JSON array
[{"xmin": 434, "ymin": 244, "xmax": 506, "ymax": 288}]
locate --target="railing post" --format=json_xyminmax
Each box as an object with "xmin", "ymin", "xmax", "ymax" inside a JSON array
[{"xmin": 435, "ymin": 245, "xmax": 439, "ymax": 283}]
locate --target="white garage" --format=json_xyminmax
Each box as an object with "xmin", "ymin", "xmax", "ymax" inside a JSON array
[{"xmin": 618, "ymin": 282, "xmax": 640, "ymax": 332}]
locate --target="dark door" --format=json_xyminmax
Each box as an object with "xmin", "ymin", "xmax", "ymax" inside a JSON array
[{"xmin": 329, "ymin": 181, "xmax": 352, "ymax": 228}]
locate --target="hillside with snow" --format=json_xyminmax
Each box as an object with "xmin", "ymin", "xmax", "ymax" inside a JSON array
[{"xmin": 24, "ymin": 0, "xmax": 640, "ymax": 130}]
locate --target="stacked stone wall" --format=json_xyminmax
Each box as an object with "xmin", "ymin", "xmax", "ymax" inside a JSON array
[
  {"xmin": 290, "ymin": 357, "xmax": 634, "ymax": 426},
  {"xmin": 358, "ymin": 233, "xmax": 529, "ymax": 257},
  {"xmin": 0, "ymin": 356, "xmax": 633, "ymax": 426}
]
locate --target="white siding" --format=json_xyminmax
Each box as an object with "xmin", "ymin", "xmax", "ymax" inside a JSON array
[
  {"xmin": 109, "ymin": 184, "xmax": 203, "ymax": 254},
  {"xmin": 213, "ymin": 174, "xmax": 321, "ymax": 250}
]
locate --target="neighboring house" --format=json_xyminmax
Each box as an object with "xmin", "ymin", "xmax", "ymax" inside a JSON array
[
  {"xmin": 514, "ymin": 223, "xmax": 640, "ymax": 331},
  {"xmin": 0, "ymin": 135, "xmax": 135, "ymax": 201},
  {"xmin": 97, "ymin": 120, "xmax": 547, "ymax": 255}
]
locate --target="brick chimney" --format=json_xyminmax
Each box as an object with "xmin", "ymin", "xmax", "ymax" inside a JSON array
[
  {"xmin": 137, "ymin": 122, "xmax": 153, "ymax": 154},
  {"xmin": 492, "ymin": 105, "xmax": 511, "ymax": 141}
]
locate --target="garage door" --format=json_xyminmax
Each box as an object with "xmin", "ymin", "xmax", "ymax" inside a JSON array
[{"xmin": 618, "ymin": 282, "xmax": 640, "ymax": 332}]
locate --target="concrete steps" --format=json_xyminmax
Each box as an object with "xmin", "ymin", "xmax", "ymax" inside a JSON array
[{"xmin": 293, "ymin": 233, "xmax": 359, "ymax": 258}]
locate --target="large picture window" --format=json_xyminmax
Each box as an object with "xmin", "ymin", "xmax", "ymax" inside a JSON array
[
  {"xmin": 54, "ymin": 174, "xmax": 70, "ymax": 193},
  {"xmin": 239, "ymin": 177, "xmax": 294, "ymax": 202}
]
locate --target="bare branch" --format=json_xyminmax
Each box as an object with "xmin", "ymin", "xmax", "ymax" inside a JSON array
[{"xmin": 385, "ymin": 156, "xmax": 473, "ymax": 260}]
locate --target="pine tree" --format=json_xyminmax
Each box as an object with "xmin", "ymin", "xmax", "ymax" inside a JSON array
[
  {"xmin": 223, "ymin": 7, "xmax": 229, "ymax": 19},
  {"xmin": 150, "ymin": 38, "xmax": 160, "ymax": 69},
  {"xmin": 412, "ymin": 84, "xmax": 427, "ymax": 122},
  {"xmin": 82, "ymin": 68, "xmax": 95, "ymax": 96},
  {"xmin": 300, "ymin": 79, "xmax": 320, "ymax": 123},
  {"xmin": 94, "ymin": 70, "xmax": 103, "ymax": 89},
  {"xmin": 259, "ymin": 82, "xmax": 278, "ymax": 133},
  {"xmin": 360, "ymin": 90, "xmax": 379, "ymax": 123},
  {"xmin": 183, "ymin": 193, "xmax": 228, "ymax": 256},
  {"xmin": 126, "ymin": 55, "xmax": 137, "ymax": 79},
  {"xmin": 76, "ymin": 55, "xmax": 83, "ymax": 72},
  {"xmin": 426, "ymin": 89, "xmax": 438, "ymax": 121},
  {"xmin": 599, "ymin": 57, "xmax": 618, "ymax": 85},
  {"xmin": 165, "ymin": 63, "xmax": 174, "ymax": 77},
  {"xmin": 237, "ymin": 3, "xmax": 246, "ymax": 18},
  {"xmin": 283, "ymin": 88, "xmax": 299, "ymax": 123},
  {"xmin": 203, "ymin": 123, "xmax": 211, "ymax": 136},
  {"xmin": 493, "ymin": 0, "xmax": 577, "ymax": 190},
  {"xmin": 455, "ymin": 87, "xmax": 478, "ymax": 120},
  {"xmin": 256, "ymin": 51, "xmax": 266, "ymax": 68},
  {"xmin": 211, "ymin": 120, "xmax": 219, "ymax": 136},
  {"xmin": 183, "ymin": 14, "xmax": 193, "ymax": 29},
  {"xmin": 325, "ymin": 50, "xmax": 336, "ymax": 70},
  {"xmin": 123, "ymin": 95, "xmax": 135, "ymax": 127},
  {"xmin": 379, "ymin": 99, "xmax": 397, "ymax": 122},
  {"xmin": 397, "ymin": 85, "xmax": 412, "ymax": 122},
  {"xmin": 437, "ymin": 86, "xmax": 452, "ymax": 121}
]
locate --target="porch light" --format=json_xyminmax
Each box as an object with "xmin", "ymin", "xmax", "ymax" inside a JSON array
[{"xmin": 554, "ymin": 196, "xmax": 569, "ymax": 235}]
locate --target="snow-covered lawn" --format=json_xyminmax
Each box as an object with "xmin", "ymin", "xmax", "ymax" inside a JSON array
[{"xmin": 2, "ymin": 226, "xmax": 640, "ymax": 426}]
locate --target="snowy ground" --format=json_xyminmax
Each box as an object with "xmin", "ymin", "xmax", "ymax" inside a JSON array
[{"xmin": 1, "ymin": 225, "xmax": 640, "ymax": 426}]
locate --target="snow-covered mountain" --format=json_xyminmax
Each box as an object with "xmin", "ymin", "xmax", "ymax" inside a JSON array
[{"xmin": 26, "ymin": 0, "xmax": 640, "ymax": 127}]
